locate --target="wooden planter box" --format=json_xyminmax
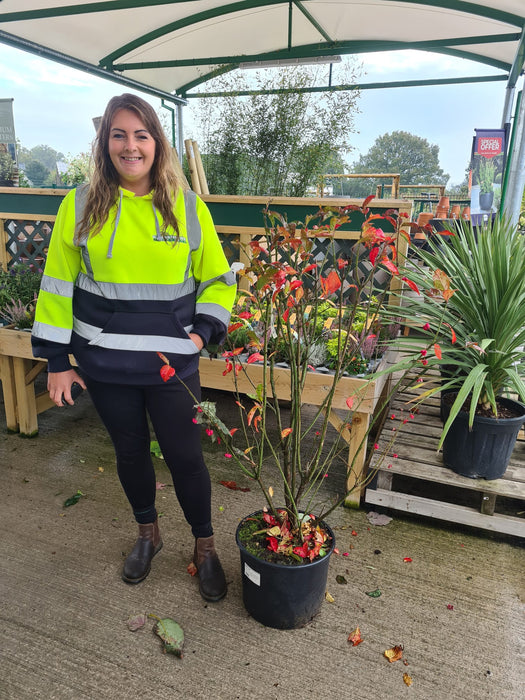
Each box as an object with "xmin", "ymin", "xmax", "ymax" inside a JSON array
[{"xmin": 0, "ymin": 326, "xmax": 391, "ymax": 505}]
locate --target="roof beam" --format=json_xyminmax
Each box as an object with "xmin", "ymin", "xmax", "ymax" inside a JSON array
[
  {"xmin": 293, "ymin": 1, "xmax": 333, "ymax": 43},
  {"xmin": 0, "ymin": 29, "xmax": 186, "ymax": 105},
  {"xmin": 506, "ymin": 26, "xmax": 525, "ymax": 88},
  {"xmin": 185, "ymin": 74, "xmax": 508, "ymax": 99},
  {"xmin": 112, "ymin": 35, "xmax": 517, "ymax": 71},
  {"xmin": 383, "ymin": 1, "xmax": 525, "ymax": 29},
  {"xmin": 0, "ymin": 1, "xmax": 198, "ymax": 22}
]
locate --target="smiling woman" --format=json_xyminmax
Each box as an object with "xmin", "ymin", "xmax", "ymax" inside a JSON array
[{"xmin": 108, "ymin": 110, "xmax": 156, "ymax": 196}]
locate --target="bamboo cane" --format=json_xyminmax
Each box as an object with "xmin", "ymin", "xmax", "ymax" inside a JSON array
[
  {"xmin": 192, "ymin": 141, "xmax": 209, "ymax": 195},
  {"xmin": 184, "ymin": 139, "xmax": 201, "ymax": 193}
]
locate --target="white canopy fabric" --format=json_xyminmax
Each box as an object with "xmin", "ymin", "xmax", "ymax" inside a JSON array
[{"xmin": 0, "ymin": 1, "xmax": 524, "ymax": 102}]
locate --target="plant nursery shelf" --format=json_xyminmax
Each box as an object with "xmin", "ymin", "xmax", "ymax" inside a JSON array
[
  {"xmin": 365, "ymin": 390, "xmax": 525, "ymax": 537},
  {"xmin": 0, "ymin": 327, "xmax": 392, "ymax": 507}
]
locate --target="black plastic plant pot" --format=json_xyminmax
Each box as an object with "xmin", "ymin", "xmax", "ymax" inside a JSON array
[
  {"xmin": 441, "ymin": 396, "xmax": 525, "ymax": 480},
  {"xmin": 235, "ymin": 512, "xmax": 335, "ymax": 630}
]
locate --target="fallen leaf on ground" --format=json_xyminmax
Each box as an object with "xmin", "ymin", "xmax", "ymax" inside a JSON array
[
  {"xmin": 150, "ymin": 440, "xmax": 163, "ymax": 458},
  {"xmin": 366, "ymin": 511, "xmax": 393, "ymax": 526},
  {"xmin": 153, "ymin": 617, "xmax": 185, "ymax": 657},
  {"xmin": 98, "ymin": 467, "xmax": 104, "ymax": 473},
  {"xmin": 336, "ymin": 575, "xmax": 348, "ymax": 585},
  {"xmin": 219, "ymin": 480, "xmax": 250, "ymax": 492},
  {"xmin": 403, "ymin": 673, "xmax": 413, "ymax": 686},
  {"xmin": 63, "ymin": 490, "xmax": 84, "ymax": 507},
  {"xmin": 403, "ymin": 557, "xmax": 413, "ymax": 563},
  {"xmin": 384, "ymin": 645, "xmax": 404, "ymax": 663},
  {"xmin": 156, "ymin": 481, "xmax": 166, "ymax": 490},
  {"xmin": 365, "ymin": 588, "xmax": 382, "ymax": 598},
  {"xmin": 127, "ymin": 613, "xmax": 147, "ymax": 631},
  {"xmin": 348, "ymin": 627, "xmax": 364, "ymax": 646},
  {"xmin": 187, "ymin": 562, "xmax": 197, "ymax": 576},
  {"xmin": 325, "ymin": 592, "xmax": 335, "ymax": 603}
]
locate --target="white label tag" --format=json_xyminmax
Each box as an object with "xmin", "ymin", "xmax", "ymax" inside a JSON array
[{"xmin": 244, "ymin": 562, "xmax": 261, "ymax": 586}]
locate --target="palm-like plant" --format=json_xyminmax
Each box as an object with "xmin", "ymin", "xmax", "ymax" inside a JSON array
[{"xmin": 393, "ymin": 216, "xmax": 525, "ymax": 447}]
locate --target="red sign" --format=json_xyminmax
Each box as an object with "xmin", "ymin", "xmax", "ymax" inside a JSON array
[{"xmin": 476, "ymin": 136, "xmax": 503, "ymax": 158}]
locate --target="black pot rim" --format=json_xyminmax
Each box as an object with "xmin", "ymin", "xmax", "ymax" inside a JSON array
[
  {"xmin": 442, "ymin": 394, "xmax": 525, "ymax": 425},
  {"xmin": 235, "ymin": 509, "xmax": 336, "ymax": 570}
]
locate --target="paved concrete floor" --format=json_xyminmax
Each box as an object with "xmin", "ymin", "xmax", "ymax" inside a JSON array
[{"xmin": 1, "ymin": 388, "xmax": 524, "ymax": 700}]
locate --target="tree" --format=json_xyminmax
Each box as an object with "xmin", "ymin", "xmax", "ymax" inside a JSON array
[
  {"xmin": 349, "ymin": 131, "xmax": 449, "ymax": 197},
  {"xmin": 61, "ymin": 152, "xmax": 92, "ymax": 186},
  {"xmin": 24, "ymin": 159, "xmax": 50, "ymax": 187},
  {"xmin": 188, "ymin": 61, "xmax": 362, "ymax": 196}
]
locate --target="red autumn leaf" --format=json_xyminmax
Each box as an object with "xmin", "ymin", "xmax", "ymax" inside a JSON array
[
  {"xmin": 283, "ymin": 308, "xmax": 290, "ymax": 322},
  {"xmin": 219, "ymin": 480, "xmax": 250, "ymax": 492},
  {"xmin": 160, "ymin": 364, "xmax": 175, "ymax": 382},
  {"xmin": 222, "ymin": 360, "xmax": 233, "ymax": 376},
  {"xmin": 444, "ymin": 321, "xmax": 457, "ymax": 344},
  {"xmin": 247, "ymin": 353, "xmax": 264, "ymax": 364},
  {"xmin": 281, "ymin": 427, "xmax": 293, "ymax": 438},
  {"xmin": 237, "ymin": 311, "xmax": 253, "ymax": 320},
  {"xmin": 320, "ymin": 270, "xmax": 342, "ymax": 296},
  {"xmin": 304, "ymin": 263, "xmax": 318, "ymax": 273},
  {"xmin": 348, "ymin": 627, "xmax": 364, "ymax": 646},
  {"xmin": 346, "ymin": 397, "xmax": 354, "ymax": 410},
  {"xmin": 228, "ymin": 322, "xmax": 243, "ymax": 333},
  {"xmin": 187, "ymin": 561, "xmax": 198, "ymax": 577},
  {"xmin": 362, "ymin": 194, "xmax": 375, "ymax": 210},
  {"xmin": 402, "ymin": 276, "xmax": 420, "ymax": 295},
  {"xmin": 267, "ymin": 537, "xmax": 279, "ymax": 552},
  {"xmin": 156, "ymin": 351, "xmax": 169, "ymax": 364},
  {"xmin": 434, "ymin": 343, "xmax": 442, "ymax": 359},
  {"xmin": 290, "ymin": 280, "xmax": 303, "ymax": 290},
  {"xmin": 247, "ymin": 404, "xmax": 259, "ymax": 426},
  {"xmin": 229, "ymin": 427, "xmax": 239, "ymax": 436},
  {"xmin": 293, "ymin": 542, "xmax": 309, "ymax": 558},
  {"xmin": 381, "ymin": 258, "xmax": 399, "ymax": 276},
  {"xmin": 369, "ymin": 246, "xmax": 380, "ymax": 266},
  {"xmin": 384, "ymin": 645, "xmax": 404, "ymax": 663}
]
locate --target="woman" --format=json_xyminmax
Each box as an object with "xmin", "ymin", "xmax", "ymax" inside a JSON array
[{"xmin": 31, "ymin": 94, "xmax": 236, "ymax": 602}]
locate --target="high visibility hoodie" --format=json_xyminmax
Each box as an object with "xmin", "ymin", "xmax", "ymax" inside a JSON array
[{"xmin": 31, "ymin": 186, "xmax": 236, "ymax": 384}]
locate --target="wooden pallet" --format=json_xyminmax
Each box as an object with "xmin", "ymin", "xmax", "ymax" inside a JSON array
[{"xmin": 365, "ymin": 386, "xmax": 525, "ymax": 537}]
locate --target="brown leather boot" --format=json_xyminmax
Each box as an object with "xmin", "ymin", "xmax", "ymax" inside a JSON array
[
  {"xmin": 193, "ymin": 535, "xmax": 227, "ymax": 602},
  {"xmin": 122, "ymin": 519, "xmax": 163, "ymax": 584}
]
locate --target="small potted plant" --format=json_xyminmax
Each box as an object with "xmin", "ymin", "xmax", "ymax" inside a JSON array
[
  {"xmin": 0, "ymin": 263, "xmax": 43, "ymax": 328},
  {"xmin": 159, "ymin": 199, "xmax": 432, "ymax": 628},
  {"xmin": 393, "ymin": 215, "xmax": 525, "ymax": 479},
  {"xmin": 478, "ymin": 158, "xmax": 495, "ymax": 211}
]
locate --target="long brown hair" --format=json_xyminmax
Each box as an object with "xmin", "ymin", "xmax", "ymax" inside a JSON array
[{"xmin": 76, "ymin": 93, "xmax": 180, "ymax": 241}]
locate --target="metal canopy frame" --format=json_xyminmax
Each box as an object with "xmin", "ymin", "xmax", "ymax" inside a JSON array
[{"xmin": 1, "ymin": 1, "xmax": 525, "ymax": 219}]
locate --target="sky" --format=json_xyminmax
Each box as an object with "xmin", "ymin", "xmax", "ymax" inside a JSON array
[{"xmin": 0, "ymin": 42, "xmax": 510, "ymax": 186}]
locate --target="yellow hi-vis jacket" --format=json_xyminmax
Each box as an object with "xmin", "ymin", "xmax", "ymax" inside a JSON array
[{"xmin": 32, "ymin": 186, "xmax": 236, "ymax": 384}]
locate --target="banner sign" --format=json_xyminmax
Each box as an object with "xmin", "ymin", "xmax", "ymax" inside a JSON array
[
  {"xmin": 0, "ymin": 98, "xmax": 17, "ymax": 185},
  {"xmin": 470, "ymin": 128, "xmax": 506, "ymax": 220}
]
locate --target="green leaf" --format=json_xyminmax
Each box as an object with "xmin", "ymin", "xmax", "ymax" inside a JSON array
[
  {"xmin": 153, "ymin": 618, "xmax": 185, "ymax": 657},
  {"xmin": 150, "ymin": 441, "xmax": 163, "ymax": 459},
  {"xmin": 63, "ymin": 490, "xmax": 84, "ymax": 507},
  {"xmin": 336, "ymin": 575, "xmax": 348, "ymax": 585},
  {"xmin": 365, "ymin": 588, "xmax": 382, "ymax": 598}
]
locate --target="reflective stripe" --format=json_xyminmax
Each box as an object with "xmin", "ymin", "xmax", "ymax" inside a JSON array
[
  {"xmin": 75, "ymin": 271, "xmax": 196, "ymax": 300},
  {"xmin": 195, "ymin": 302, "xmax": 231, "ymax": 326},
  {"xmin": 184, "ymin": 190, "xmax": 201, "ymax": 251},
  {"xmin": 197, "ymin": 270, "xmax": 237, "ymax": 296},
  {"xmin": 40, "ymin": 275, "xmax": 75, "ymax": 297},
  {"xmin": 32, "ymin": 320, "xmax": 72, "ymax": 344},
  {"xmin": 73, "ymin": 317, "xmax": 198, "ymax": 354},
  {"xmin": 75, "ymin": 185, "xmax": 88, "ymax": 231}
]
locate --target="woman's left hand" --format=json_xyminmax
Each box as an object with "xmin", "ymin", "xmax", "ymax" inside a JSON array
[{"xmin": 189, "ymin": 332, "xmax": 204, "ymax": 351}]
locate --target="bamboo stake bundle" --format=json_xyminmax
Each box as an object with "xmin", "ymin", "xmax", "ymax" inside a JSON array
[
  {"xmin": 192, "ymin": 140, "xmax": 209, "ymax": 195},
  {"xmin": 184, "ymin": 139, "xmax": 201, "ymax": 193}
]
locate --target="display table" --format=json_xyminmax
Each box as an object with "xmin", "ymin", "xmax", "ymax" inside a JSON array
[{"xmin": 0, "ymin": 326, "xmax": 393, "ymax": 506}]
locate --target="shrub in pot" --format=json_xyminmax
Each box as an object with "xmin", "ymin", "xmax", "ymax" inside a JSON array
[
  {"xmin": 392, "ymin": 215, "xmax": 525, "ymax": 479},
  {"xmin": 159, "ymin": 199, "xmax": 434, "ymax": 628}
]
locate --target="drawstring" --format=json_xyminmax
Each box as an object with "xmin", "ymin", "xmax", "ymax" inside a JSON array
[
  {"xmin": 106, "ymin": 189, "xmax": 123, "ymax": 259},
  {"xmin": 106, "ymin": 191, "xmax": 160, "ymax": 258}
]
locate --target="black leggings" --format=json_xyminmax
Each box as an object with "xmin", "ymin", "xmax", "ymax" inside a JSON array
[{"xmin": 84, "ymin": 372, "xmax": 213, "ymax": 538}]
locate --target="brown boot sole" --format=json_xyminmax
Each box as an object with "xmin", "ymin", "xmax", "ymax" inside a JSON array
[{"xmin": 121, "ymin": 541, "xmax": 163, "ymax": 585}]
